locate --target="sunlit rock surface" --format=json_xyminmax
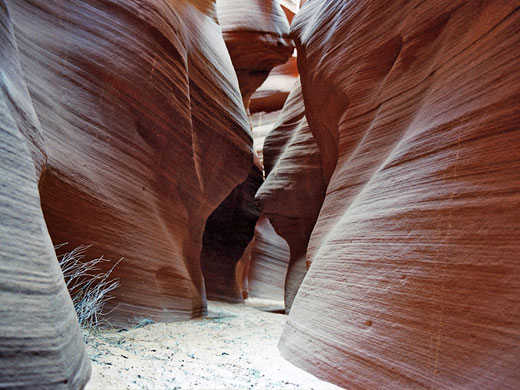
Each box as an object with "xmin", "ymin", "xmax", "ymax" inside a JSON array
[
  {"xmin": 280, "ymin": 1, "xmax": 520, "ymax": 389},
  {"xmin": 249, "ymin": 56, "xmax": 298, "ymax": 115},
  {"xmin": 220, "ymin": 1, "xmax": 302, "ymax": 304}
]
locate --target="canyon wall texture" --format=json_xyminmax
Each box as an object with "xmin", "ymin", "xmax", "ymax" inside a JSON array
[
  {"xmin": 5, "ymin": 0, "xmax": 256, "ymax": 325},
  {"xmin": 279, "ymin": 1, "xmax": 520, "ymax": 389},
  {"xmin": 201, "ymin": 0, "xmax": 294, "ymax": 302},
  {"xmin": 217, "ymin": 0, "xmax": 294, "ymax": 111},
  {"xmin": 249, "ymin": 56, "xmax": 298, "ymax": 116},
  {"xmin": 246, "ymin": 216, "xmax": 290, "ymax": 302},
  {"xmin": 256, "ymin": 79, "xmax": 325, "ymax": 310},
  {"xmin": 222, "ymin": 2, "xmax": 301, "ymax": 304},
  {"xmin": 0, "ymin": 1, "xmax": 91, "ymax": 388}
]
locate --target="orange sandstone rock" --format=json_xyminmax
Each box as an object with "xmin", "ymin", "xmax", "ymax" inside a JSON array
[
  {"xmin": 249, "ymin": 56, "xmax": 298, "ymax": 115},
  {"xmin": 280, "ymin": 1, "xmax": 520, "ymax": 389},
  {"xmin": 218, "ymin": 2, "xmax": 300, "ymax": 304},
  {"xmin": 7, "ymin": 0, "xmax": 255, "ymax": 325},
  {"xmin": 257, "ymin": 79, "xmax": 326, "ymax": 311},
  {"xmin": 217, "ymin": 0, "xmax": 294, "ymax": 110},
  {"xmin": 200, "ymin": 0, "xmax": 295, "ymax": 302}
]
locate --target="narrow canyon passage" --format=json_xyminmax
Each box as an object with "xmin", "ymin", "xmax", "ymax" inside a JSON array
[
  {"xmin": 1, "ymin": 0, "xmax": 519, "ymax": 389},
  {"xmin": 85, "ymin": 301, "xmax": 340, "ymax": 390}
]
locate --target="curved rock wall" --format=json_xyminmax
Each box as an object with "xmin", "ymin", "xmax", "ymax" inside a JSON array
[
  {"xmin": 0, "ymin": 2, "xmax": 91, "ymax": 387},
  {"xmin": 280, "ymin": 1, "xmax": 520, "ymax": 389},
  {"xmin": 248, "ymin": 54, "xmax": 298, "ymax": 166},
  {"xmin": 247, "ymin": 216, "xmax": 290, "ymax": 302},
  {"xmin": 200, "ymin": 0, "xmax": 294, "ymax": 302},
  {"xmin": 218, "ymin": 1, "xmax": 302, "ymax": 304},
  {"xmin": 249, "ymin": 56, "xmax": 298, "ymax": 115},
  {"xmin": 257, "ymin": 79, "xmax": 325, "ymax": 311},
  {"xmin": 7, "ymin": 0, "xmax": 255, "ymax": 325},
  {"xmin": 217, "ymin": 0, "xmax": 294, "ymax": 111}
]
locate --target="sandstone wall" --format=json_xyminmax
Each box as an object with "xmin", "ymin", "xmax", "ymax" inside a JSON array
[
  {"xmin": 217, "ymin": 0, "xmax": 294, "ymax": 111},
  {"xmin": 257, "ymin": 79, "xmax": 325, "ymax": 311},
  {"xmin": 218, "ymin": 1, "xmax": 303, "ymax": 304},
  {"xmin": 0, "ymin": 1, "xmax": 91, "ymax": 387},
  {"xmin": 247, "ymin": 216, "xmax": 290, "ymax": 302},
  {"xmin": 201, "ymin": 0, "xmax": 294, "ymax": 302},
  {"xmin": 280, "ymin": 1, "xmax": 520, "ymax": 388},
  {"xmin": 6, "ymin": 0, "xmax": 256, "ymax": 325}
]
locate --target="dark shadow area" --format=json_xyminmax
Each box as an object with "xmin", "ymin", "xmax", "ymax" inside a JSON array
[{"xmin": 200, "ymin": 165, "xmax": 262, "ymax": 302}]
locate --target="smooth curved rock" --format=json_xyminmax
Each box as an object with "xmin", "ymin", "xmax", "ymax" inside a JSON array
[
  {"xmin": 248, "ymin": 55, "xmax": 298, "ymax": 167},
  {"xmin": 247, "ymin": 216, "xmax": 290, "ymax": 302},
  {"xmin": 242, "ymin": 7, "xmax": 301, "ymax": 305},
  {"xmin": 199, "ymin": 0, "xmax": 295, "ymax": 303},
  {"xmin": 217, "ymin": 0, "xmax": 294, "ymax": 110},
  {"xmin": 250, "ymin": 110, "xmax": 282, "ymax": 165},
  {"xmin": 257, "ymin": 79, "xmax": 326, "ymax": 311},
  {"xmin": 7, "ymin": 0, "xmax": 255, "ymax": 325},
  {"xmin": 249, "ymin": 56, "xmax": 298, "ymax": 115},
  {"xmin": 280, "ymin": 1, "xmax": 520, "ymax": 389},
  {"xmin": 0, "ymin": 2, "xmax": 91, "ymax": 387}
]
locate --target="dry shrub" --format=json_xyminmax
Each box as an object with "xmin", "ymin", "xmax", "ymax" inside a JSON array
[{"xmin": 55, "ymin": 244, "xmax": 122, "ymax": 328}]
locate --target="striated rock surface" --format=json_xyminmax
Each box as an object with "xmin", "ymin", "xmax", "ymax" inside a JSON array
[
  {"xmin": 223, "ymin": 2, "xmax": 300, "ymax": 304},
  {"xmin": 249, "ymin": 56, "xmax": 298, "ymax": 115},
  {"xmin": 248, "ymin": 54, "xmax": 298, "ymax": 167},
  {"xmin": 280, "ymin": 1, "xmax": 520, "ymax": 389},
  {"xmin": 279, "ymin": 0, "xmax": 299, "ymax": 15},
  {"xmin": 0, "ymin": 2, "xmax": 91, "ymax": 388},
  {"xmin": 247, "ymin": 216, "xmax": 290, "ymax": 302},
  {"xmin": 257, "ymin": 79, "xmax": 325, "ymax": 311},
  {"xmin": 249, "ymin": 111, "xmax": 281, "ymax": 165},
  {"xmin": 7, "ymin": 0, "xmax": 255, "ymax": 325},
  {"xmin": 224, "ymin": 0, "xmax": 302, "ymax": 306},
  {"xmin": 217, "ymin": 0, "xmax": 294, "ymax": 110},
  {"xmin": 200, "ymin": 0, "xmax": 295, "ymax": 302}
]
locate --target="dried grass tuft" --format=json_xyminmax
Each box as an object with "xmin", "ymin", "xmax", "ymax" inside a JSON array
[{"xmin": 55, "ymin": 244, "xmax": 122, "ymax": 328}]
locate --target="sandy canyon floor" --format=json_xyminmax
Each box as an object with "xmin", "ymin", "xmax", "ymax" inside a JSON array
[{"xmin": 84, "ymin": 301, "xmax": 341, "ymax": 390}]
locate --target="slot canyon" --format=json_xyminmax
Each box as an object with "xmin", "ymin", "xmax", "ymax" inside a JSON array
[{"xmin": 0, "ymin": 0, "xmax": 519, "ymax": 389}]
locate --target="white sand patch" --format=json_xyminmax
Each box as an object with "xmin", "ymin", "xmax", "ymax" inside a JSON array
[{"xmin": 84, "ymin": 301, "xmax": 341, "ymax": 390}]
